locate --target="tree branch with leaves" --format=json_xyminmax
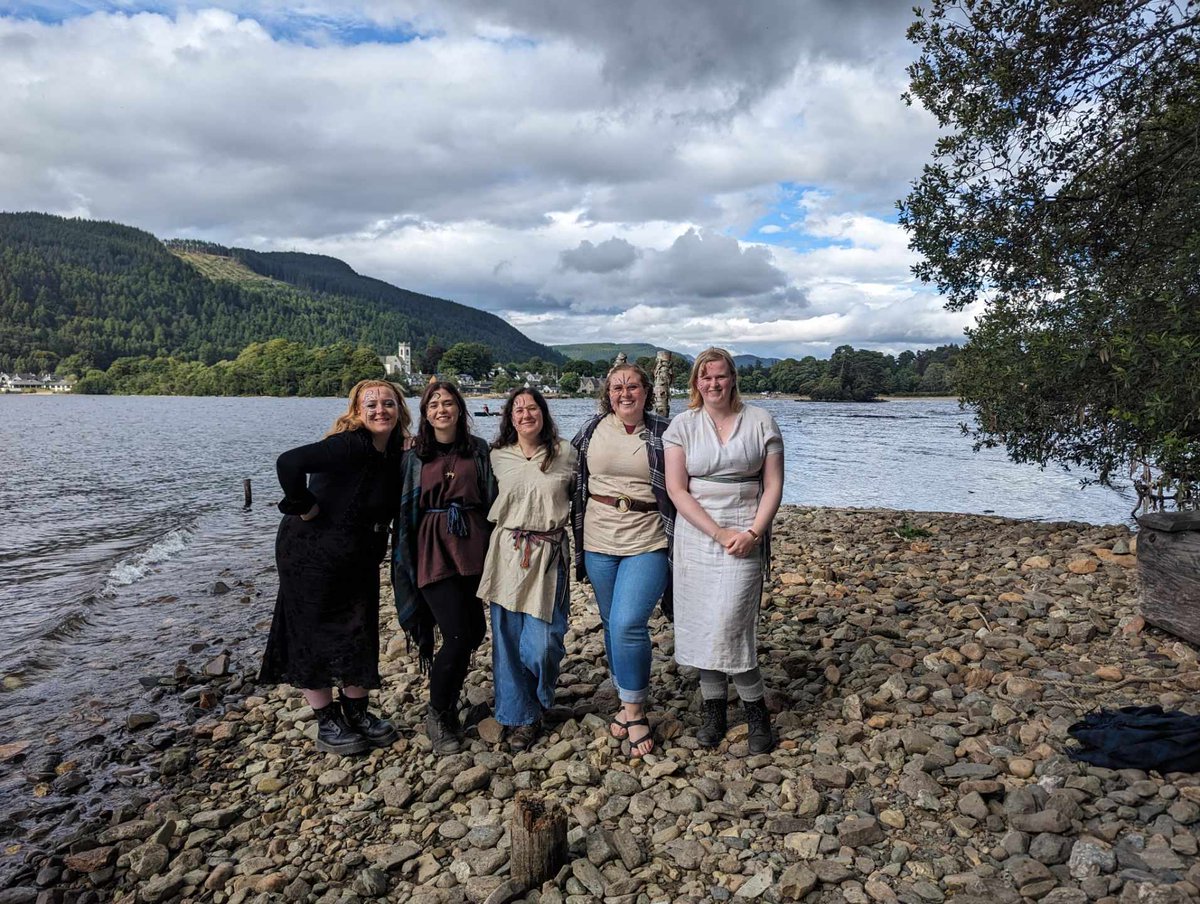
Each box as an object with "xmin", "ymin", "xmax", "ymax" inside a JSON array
[{"xmin": 901, "ymin": 0, "xmax": 1200, "ymax": 510}]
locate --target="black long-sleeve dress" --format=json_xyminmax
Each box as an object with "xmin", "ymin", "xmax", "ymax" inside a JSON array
[{"xmin": 259, "ymin": 427, "xmax": 401, "ymax": 690}]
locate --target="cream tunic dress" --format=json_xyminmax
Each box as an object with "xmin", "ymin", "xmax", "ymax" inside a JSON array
[
  {"xmin": 663, "ymin": 405, "xmax": 784, "ymax": 672},
  {"xmin": 478, "ymin": 440, "xmax": 577, "ymax": 623}
]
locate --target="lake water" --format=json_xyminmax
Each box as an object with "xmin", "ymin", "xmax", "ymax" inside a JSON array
[{"xmin": 0, "ymin": 394, "xmax": 1133, "ymax": 828}]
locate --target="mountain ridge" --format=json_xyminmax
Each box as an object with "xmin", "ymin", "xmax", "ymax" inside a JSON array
[
  {"xmin": 0, "ymin": 213, "xmax": 560, "ymax": 373},
  {"xmin": 554, "ymin": 342, "xmax": 693, "ymax": 364}
]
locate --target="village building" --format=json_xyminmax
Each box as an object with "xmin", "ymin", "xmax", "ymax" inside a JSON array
[
  {"xmin": 380, "ymin": 342, "xmax": 412, "ymax": 378},
  {"xmin": 0, "ymin": 373, "xmax": 74, "ymax": 392}
]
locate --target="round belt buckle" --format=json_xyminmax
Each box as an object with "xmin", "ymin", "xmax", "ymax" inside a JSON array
[{"xmin": 615, "ymin": 495, "xmax": 632, "ymax": 513}]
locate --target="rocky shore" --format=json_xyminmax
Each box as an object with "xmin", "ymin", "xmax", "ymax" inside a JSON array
[{"xmin": 4, "ymin": 506, "xmax": 1200, "ymax": 904}]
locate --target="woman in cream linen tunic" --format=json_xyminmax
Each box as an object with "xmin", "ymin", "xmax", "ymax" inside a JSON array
[
  {"xmin": 663, "ymin": 402, "xmax": 783, "ymax": 671},
  {"xmin": 478, "ymin": 388, "xmax": 577, "ymax": 748}
]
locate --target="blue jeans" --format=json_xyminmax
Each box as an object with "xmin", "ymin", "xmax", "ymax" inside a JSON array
[
  {"xmin": 490, "ymin": 562, "xmax": 569, "ymax": 727},
  {"xmin": 583, "ymin": 549, "xmax": 668, "ymax": 704}
]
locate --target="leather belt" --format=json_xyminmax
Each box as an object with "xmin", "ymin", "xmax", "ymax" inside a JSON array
[{"xmin": 589, "ymin": 493, "xmax": 656, "ymax": 513}]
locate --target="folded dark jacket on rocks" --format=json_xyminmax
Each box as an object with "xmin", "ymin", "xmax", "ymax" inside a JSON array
[{"xmin": 1067, "ymin": 705, "xmax": 1200, "ymax": 773}]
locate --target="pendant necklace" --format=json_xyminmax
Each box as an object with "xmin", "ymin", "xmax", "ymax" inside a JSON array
[
  {"xmin": 442, "ymin": 451, "xmax": 458, "ymax": 481},
  {"xmin": 712, "ymin": 412, "xmax": 735, "ymax": 438}
]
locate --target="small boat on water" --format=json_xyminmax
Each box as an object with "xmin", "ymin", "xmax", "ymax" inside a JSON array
[{"xmin": 473, "ymin": 410, "xmax": 501, "ymax": 416}]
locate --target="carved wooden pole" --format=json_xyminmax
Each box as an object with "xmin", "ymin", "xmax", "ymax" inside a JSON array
[
  {"xmin": 612, "ymin": 351, "xmax": 627, "ymax": 368},
  {"xmin": 653, "ymin": 350, "xmax": 671, "ymax": 417},
  {"xmin": 509, "ymin": 792, "xmax": 567, "ymax": 891}
]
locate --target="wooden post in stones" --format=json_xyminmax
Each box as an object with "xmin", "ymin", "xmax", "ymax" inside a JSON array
[
  {"xmin": 243, "ymin": 478, "xmax": 252, "ymax": 509},
  {"xmin": 653, "ymin": 350, "xmax": 672, "ymax": 418},
  {"xmin": 509, "ymin": 791, "xmax": 567, "ymax": 891},
  {"xmin": 1136, "ymin": 511, "xmax": 1200, "ymax": 644}
]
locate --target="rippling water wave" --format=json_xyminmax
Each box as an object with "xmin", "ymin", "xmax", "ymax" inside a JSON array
[{"xmin": 103, "ymin": 528, "xmax": 194, "ymax": 592}]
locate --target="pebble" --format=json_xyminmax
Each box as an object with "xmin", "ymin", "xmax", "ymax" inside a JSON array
[{"xmin": 14, "ymin": 507, "xmax": 1197, "ymax": 904}]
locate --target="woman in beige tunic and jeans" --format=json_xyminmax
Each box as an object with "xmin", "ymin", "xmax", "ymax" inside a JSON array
[
  {"xmin": 571, "ymin": 365, "xmax": 675, "ymax": 759},
  {"xmin": 663, "ymin": 347, "xmax": 784, "ymax": 754},
  {"xmin": 479, "ymin": 388, "xmax": 577, "ymax": 751}
]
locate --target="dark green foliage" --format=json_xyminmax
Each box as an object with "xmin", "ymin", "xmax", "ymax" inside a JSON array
[
  {"xmin": 561, "ymin": 358, "xmax": 597, "ymax": 377},
  {"xmin": 82, "ymin": 339, "xmax": 386, "ymax": 397},
  {"xmin": 810, "ymin": 346, "xmax": 894, "ymax": 402},
  {"xmin": 765, "ymin": 357, "xmax": 825, "ymax": 395},
  {"xmin": 901, "ymin": 0, "xmax": 1200, "ymax": 503},
  {"xmin": 0, "ymin": 212, "xmax": 560, "ymax": 374},
  {"xmin": 895, "ymin": 521, "xmax": 932, "ymax": 540},
  {"xmin": 727, "ymin": 345, "xmax": 961, "ymax": 398},
  {"xmin": 438, "ymin": 342, "xmax": 493, "ymax": 378}
]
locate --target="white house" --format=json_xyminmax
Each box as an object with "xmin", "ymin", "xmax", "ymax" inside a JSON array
[{"xmin": 0, "ymin": 372, "xmax": 74, "ymax": 392}]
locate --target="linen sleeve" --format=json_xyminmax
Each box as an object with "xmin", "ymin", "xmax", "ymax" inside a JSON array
[
  {"xmin": 562, "ymin": 441, "xmax": 579, "ymax": 475},
  {"xmin": 763, "ymin": 412, "xmax": 784, "ymax": 456},
  {"xmin": 486, "ymin": 447, "xmax": 510, "ymax": 525},
  {"xmin": 275, "ymin": 431, "xmax": 366, "ymax": 515},
  {"xmin": 661, "ymin": 413, "xmax": 685, "ymax": 449}
]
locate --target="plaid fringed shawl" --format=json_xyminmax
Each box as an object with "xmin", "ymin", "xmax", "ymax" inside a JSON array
[
  {"xmin": 391, "ymin": 435, "xmax": 496, "ymax": 670},
  {"xmin": 570, "ymin": 412, "xmax": 676, "ymax": 618}
]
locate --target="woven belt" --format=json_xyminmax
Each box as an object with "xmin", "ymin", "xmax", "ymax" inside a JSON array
[
  {"xmin": 589, "ymin": 493, "xmax": 656, "ymax": 513},
  {"xmin": 509, "ymin": 527, "xmax": 566, "ymax": 569},
  {"xmin": 425, "ymin": 502, "xmax": 475, "ymax": 537}
]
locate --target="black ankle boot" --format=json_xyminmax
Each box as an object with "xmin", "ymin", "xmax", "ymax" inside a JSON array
[
  {"xmin": 425, "ymin": 705, "xmax": 462, "ymax": 756},
  {"xmin": 697, "ymin": 698, "xmax": 728, "ymax": 748},
  {"xmin": 314, "ymin": 703, "xmax": 370, "ymax": 756},
  {"xmin": 744, "ymin": 698, "xmax": 775, "ymax": 754},
  {"xmin": 341, "ymin": 695, "xmax": 399, "ymax": 748}
]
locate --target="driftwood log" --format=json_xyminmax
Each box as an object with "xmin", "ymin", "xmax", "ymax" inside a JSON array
[
  {"xmin": 1137, "ymin": 513, "xmax": 1200, "ymax": 645},
  {"xmin": 509, "ymin": 791, "xmax": 567, "ymax": 892}
]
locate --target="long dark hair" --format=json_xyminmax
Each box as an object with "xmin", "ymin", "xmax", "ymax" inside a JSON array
[
  {"xmin": 491, "ymin": 387, "xmax": 561, "ymax": 472},
  {"xmin": 415, "ymin": 381, "xmax": 475, "ymax": 460}
]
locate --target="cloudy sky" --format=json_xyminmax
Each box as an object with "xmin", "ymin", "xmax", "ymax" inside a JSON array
[{"xmin": 0, "ymin": 1, "xmax": 975, "ymax": 359}]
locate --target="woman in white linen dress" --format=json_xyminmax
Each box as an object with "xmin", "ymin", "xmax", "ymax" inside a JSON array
[{"xmin": 663, "ymin": 347, "xmax": 784, "ymax": 754}]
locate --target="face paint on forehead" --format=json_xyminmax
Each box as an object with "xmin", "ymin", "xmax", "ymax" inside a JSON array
[{"xmin": 362, "ymin": 388, "xmax": 392, "ymax": 405}]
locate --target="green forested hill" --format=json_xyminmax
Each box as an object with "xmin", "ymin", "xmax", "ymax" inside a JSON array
[
  {"xmin": 553, "ymin": 342, "xmax": 691, "ymax": 363},
  {"xmin": 0, "ymin": 213, "xmax": 559, "ymax": 373}
]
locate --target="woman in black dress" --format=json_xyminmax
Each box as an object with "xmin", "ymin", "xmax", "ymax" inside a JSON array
[
  {"xmin": 260, "ymin": 379, "xmax": 411, "ymax": 755},
  {"xmin": 393, "ymin": 381, "xmax": 496, "ymax": 755}
]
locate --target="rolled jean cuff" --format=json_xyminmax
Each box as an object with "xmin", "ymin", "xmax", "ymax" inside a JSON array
[{"xmin": 617, "ymin": 682, "xmax": 647, "ymax": 705}]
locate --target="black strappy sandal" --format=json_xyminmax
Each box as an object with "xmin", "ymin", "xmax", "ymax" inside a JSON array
[
  {"xmin": 610, "ymin": 714, "xmax": 629, "ymax": 739},
  {"xmin": 624, "ymin": 716, "xmax": 654, "ymax": 758}
]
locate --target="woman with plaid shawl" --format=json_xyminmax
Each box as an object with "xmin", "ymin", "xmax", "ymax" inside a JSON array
[{"xmin": 571, "ymin": 363, "xmax": 675, "ymax": 758}]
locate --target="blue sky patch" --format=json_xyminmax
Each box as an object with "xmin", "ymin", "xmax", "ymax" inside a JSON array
[
  {"xmin": 743, "ymin": 181, "xmax": 851, "ymax": 253},
  {"xmin": 1, "ymin": 3, "xmax": 429, "ymax": 46}
]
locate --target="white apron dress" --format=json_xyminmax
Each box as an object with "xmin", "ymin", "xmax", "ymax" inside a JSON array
[{"xmin": 662, "ymin": 405, "xmax": 783, "ymax": 673}]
